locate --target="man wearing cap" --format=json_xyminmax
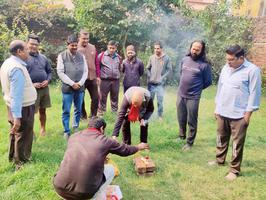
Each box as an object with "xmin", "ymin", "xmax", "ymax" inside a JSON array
[
  {"xmin": 122, "ymin": 45, "xmax": 144, "ymax": 93},
  {"xmin": 98, "ymin": 40, "xmax": 122, "ymax": 116},
  {"xmin": 57, "ymin": 34, "xmax": 88, "ymax": 139},
  {"xmin": 0, "ymin": 40, "xmax": 37, "ymax": 170},
  {"xmin": 26, "ymin": 34, "xmax": 52, "ymax": 136},
  {"xmin": 53, "ymin": 117, "xmax": 149, "ymax": 200},
  {"xmin": 112, "ymin": 86, "xmax": 154, "ymax": 145},
  {"xmin": 78, "ymin": 30, "xmax": 101, "ymax": 119}
]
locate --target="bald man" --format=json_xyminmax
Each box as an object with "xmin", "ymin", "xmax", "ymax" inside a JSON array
[
  {"xmin": 112, "ymin": 86, "xmax": 154, "ymax": 144},
  {"xmin": 0, "ymin": 40, "xmax": 37, "ymax": 170}
]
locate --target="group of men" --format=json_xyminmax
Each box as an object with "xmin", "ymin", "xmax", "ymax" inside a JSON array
[{"xmin": 0, "ymin": 28, "xmax": 262, "ymax": 199}]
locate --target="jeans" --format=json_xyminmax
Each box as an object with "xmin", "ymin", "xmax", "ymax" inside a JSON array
[
  {"xmin": 148, "ymin": 83, "xmax": 164, "ymax": 117},
  {"xmin": 62, "ymin": 91, "xmax": 84, "ymax": 134}
]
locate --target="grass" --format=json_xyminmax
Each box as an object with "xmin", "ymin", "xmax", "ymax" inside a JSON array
[{"xmin": 0, "ymin": 85, "xmax": 266, "ymax": 200}]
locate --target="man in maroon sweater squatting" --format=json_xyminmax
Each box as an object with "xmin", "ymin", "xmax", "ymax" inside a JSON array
[{"xmin": 53, "ymin": 117, "xmax": 149, "ymax": 200}]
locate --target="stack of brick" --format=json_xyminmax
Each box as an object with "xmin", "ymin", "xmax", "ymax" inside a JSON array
[{"xmin": 133, "ymin": 156, "xmax": 156, "ymax": 176}]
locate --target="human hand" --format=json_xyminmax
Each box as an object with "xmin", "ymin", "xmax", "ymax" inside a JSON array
[
  {"xmin": 11, "ymin": 118, "xmax": 21, "ymax": 134},
  {"xmin": 33, "ymin": 82, "xmax": 42, "ymax": 89},
  {"xmin": 96, "ymin": 77, "xmax": 101, "ymax": 86},
  {"xmin": 243, "ymin": 111, "xmax": 252, "ymax": 125},
  {"xmin": 136, "ymin": 142, "xmax": 150, "ymax": 151},
  {"xmin": 140, "ymin": 119, "xmax": 146, "ymax": 126},
  {"xmin": 72, "ymin": 83, "xmax": 81, "ymax": 90},
  {"xmin": 112, "ymin": 135, "xmax": 118, "ymax": 142},
  {"xmin": 41, "ymin": 80, "xmax": 49, "ymax": 88}
]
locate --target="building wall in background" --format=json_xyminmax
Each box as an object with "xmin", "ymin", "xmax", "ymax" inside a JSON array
[
  {"xmin": 233, "ymin": 0, "xmax": 266, "ymax": 17},
  {"xmin": 185, "ymin": 0, "xmax": 214, "ymax": 10}
]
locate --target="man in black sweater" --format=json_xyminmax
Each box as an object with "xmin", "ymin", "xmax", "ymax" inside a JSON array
[
  {"xmin": 53, "ymin": 117, "xmax": 149, "ymax": 200},
  {"xmin": 177, "ymin": 40, "xmax": 212, "ymax": 151}
]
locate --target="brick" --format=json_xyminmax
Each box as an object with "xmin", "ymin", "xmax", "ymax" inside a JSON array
[{"xmin": 133, "ymin": 156, "xmax": 156, "ymax": 175}]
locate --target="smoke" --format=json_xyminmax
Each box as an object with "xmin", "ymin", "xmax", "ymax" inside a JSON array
[{"xmin": 151, "ymin": 9, "xmax": 205, "ymax": 84}]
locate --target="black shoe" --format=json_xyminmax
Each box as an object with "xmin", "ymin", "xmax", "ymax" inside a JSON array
[{"xmin": 176, "ymin": 136, "xmax": 186, "ymax": 142}]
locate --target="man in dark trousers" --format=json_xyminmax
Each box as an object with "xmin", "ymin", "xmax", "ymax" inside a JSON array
[
  {"xmin": 98, "ymin": 40, "xmax": 121, "ymax": 116},
  {"xmin": 122, "ymin": 45, "xmax": 144, "ymax": 93},
  {"xmin": 78, "ymin": 29, "xmax": 101, "ymax": 119},
  {"xmin": 53, "ymin": 117, "xmax": 149, "ymax": 200},
  {"xmin": 177, "ymin": 40, "xmax": 212, "ymax": 151},
  {"xmin": 112, "ymin": 86, "xmax": 154, "ymax": 145},
  {"xmin": 0, "ymin": 40, "xmax": 37, "ymax": 170},
  {"xmin": 26, "ymin": 34, "xmax": 52, "ymax": 136},
  {"xmin": 209, "ymin": 45, "xmax": 261, "ymax": 181}
]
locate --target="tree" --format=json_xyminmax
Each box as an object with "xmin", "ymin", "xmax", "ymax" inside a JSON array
[
  {"xmin": 73, "ymin": 0, "xmax": 178, "ymax": 53},
  {"xmin": 196, "ymin": 0, "xmax": 254, "ymax": 82}
]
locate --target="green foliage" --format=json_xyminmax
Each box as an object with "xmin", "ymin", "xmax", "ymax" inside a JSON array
[
  {"xmin": 0, "ymin": 0, "xmax": 71, "ymax": 27},
  {"xmin": 196, "ymin": 1, "xmax": 254, "ymax": 82},
  {"xmin": 0, "ymin": 18, "xmax": 29, "ymax": 63},
  {"xmin": 73, "ymin": 0, "xmax": 178, "ymax": 53}
]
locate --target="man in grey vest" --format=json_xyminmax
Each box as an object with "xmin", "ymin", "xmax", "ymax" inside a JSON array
[
  {"xmin": 98, "ymin": 40, "xmax": 121, "ymax": 116},
  {"xmin": 57, "ymin": 34, "xmax": 88, "ymax": 139},
  {"xmin": 0, "ymin": 40, "xmax": 37, "ymax": 170}
]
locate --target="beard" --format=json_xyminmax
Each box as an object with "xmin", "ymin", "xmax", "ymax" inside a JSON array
[{"xmin": 191, "ymin": 53, "xmax": 200, "ymax": 61}]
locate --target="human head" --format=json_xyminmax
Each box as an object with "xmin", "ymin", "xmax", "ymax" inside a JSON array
[
  {"xmin": 78, "ymin": 29, "xmax": 89, "ymax": 47},
  {"xmin": 107, "ymin": 40, "xmax": 117, "ymax": 56},
  {"xmin": 126, "ymin": 45, "xmax": 136, "ymax": 60},
  {"xmin": 225, "ymin": 44, "xmax": 245, "ymax": 69},
  {"xmin": 27, "ymin": 34, "xmax": 40, "ymax": 54},
  {"xmin": 188, "ymin": 40, "xmax": 206, "ymax": 61},
  {"xmin": 67, "ymin": 34, "xmax": 78, "ymax": 55},
  {"xmin": 131, "ymin": 90, "xmax": 143, "ymax": 108},
  {"xmin": 9, "ymin": 40, "xmax": 29, "ymax": 61},
  {"xmin": 89, "ymin": 117, "xmax": 107, "ymax": 134},
  {"xmin": 154, "ymin": 41, "xmax": 163, "ymax": 56}
]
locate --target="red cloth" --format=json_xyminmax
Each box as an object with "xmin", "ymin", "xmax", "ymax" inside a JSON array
[{"xmin": 128, "ymin": 104, "xmax": 139, "ymax": 122}]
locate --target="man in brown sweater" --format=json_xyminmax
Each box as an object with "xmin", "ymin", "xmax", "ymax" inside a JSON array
[
  {"xmin": 78, "ymin": 30, "xmax": 101, "ymax": 119},
  {"xmin": 53, "ymin": 117, "xmax": 149, "ymax": 200}
]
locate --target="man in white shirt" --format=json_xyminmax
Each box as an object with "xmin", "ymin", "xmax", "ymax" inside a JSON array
[
  {"xmin": 57, "ymin": 34, "xmax": 88, "ymax": 139},
  {"xmin": 209, "ymin": 44, "xmax": 261, "ymax": 181}
]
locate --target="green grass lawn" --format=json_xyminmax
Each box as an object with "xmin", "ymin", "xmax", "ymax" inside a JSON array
[{"xmin": 0, "ymin": 85, "xmax": 266, "ymax": 200}]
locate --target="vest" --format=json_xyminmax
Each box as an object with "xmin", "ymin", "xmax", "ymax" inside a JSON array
[
  {"xmin": 78, "ymin": 43, "xmax": 96, "ymax": 80},
  {"xmin": 0, "ymin": 56, "xmax": 37, "ymax": 107},
  {"xmin": 60, "ymin": 50, "xmax": 85, "ymax": 93},
  {"xmin": 100, "ymin": 51, "xmax": 121, "ymax": 80}
]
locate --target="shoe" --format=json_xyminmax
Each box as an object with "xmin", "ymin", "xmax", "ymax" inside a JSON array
[
  {"xmin": 15, "ymin": 162, "xmax": 24, "ymax": 171},
  {"xmin": 97, "ymin": 110, "xmax": 104, "ymax": 117},
  {"xmin": 182, "ymin": 144, "xmax": 192, "ymax": 151},
  {"xmin": 73, "ymin": 127, "xmax": 79, "ymax": 133},
  {"xmin": 80, "ymin": 117, "xmax": 87, "ymax": 121},
  {"xmin": 64, "ymin": 133, "xmax": 70, "ymax": 141},
  {"xmin": 40, "ymin": 128, "xmax": 46, "ymax": 136},
  {"xmin": 158, "ymin": 117, "xmax": 163, "ymax": 121},
  {"xmin": 208, "ymin": 160, "xmax": 224, "ymax": 166},
  {"xmin": 176, "ymin": 136, "xmax": 186, "ymax": 142},
  {"xmin": 225, "ymin": 172, "xmax": 238, "ymax": 181}
]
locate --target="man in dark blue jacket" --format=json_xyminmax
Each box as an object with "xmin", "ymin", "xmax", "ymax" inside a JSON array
[{"xmin": 177, "ymin": 40, "xmax": 212, "ymax": 151}]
